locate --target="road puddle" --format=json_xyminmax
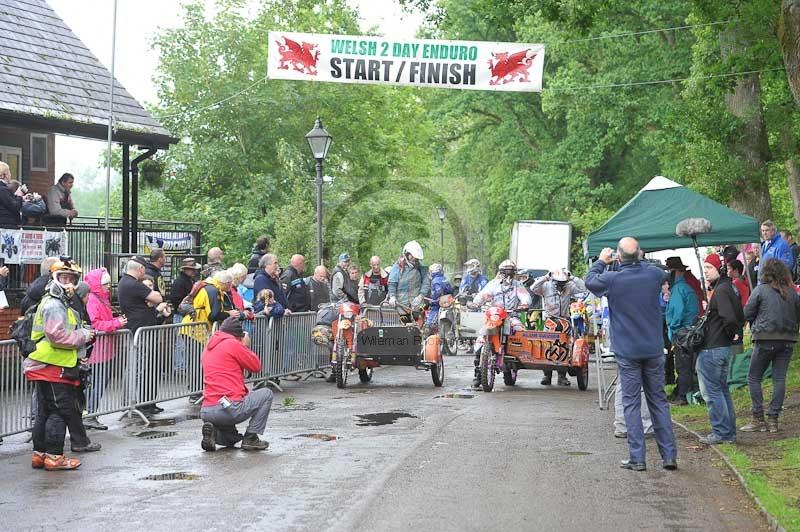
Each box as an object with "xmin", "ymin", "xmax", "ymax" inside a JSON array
[
  {"xmin": 296, "ymin": 433, "xmax": 338, "ymax": 441},
  {"xmin": 436, "ymin": 393, "xmax": 474, "ymax": 399},
  {"xmin": 355, "ymin": 412, "xmax": 418, "ymax": 426},
  {"xmin": 140, "ymin": 472, "xmax": 200, "ymax": 481},
  {"xmin": 565, "ymin": 451, "xmax": 592, "ymax": 456},
  {"xmin": 132, "ymin": 430, "xmax": 178, "ymax": 439}
]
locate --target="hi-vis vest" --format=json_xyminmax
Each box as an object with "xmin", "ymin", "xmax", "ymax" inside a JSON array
[{"xmin": 28, "ymin": 296, "xmax": 80, "ymax": 368}]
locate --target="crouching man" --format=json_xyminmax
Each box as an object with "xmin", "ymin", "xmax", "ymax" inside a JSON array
[{"xmin": 200, "ymin": 316, "xmax": 272, "ymax": 451}]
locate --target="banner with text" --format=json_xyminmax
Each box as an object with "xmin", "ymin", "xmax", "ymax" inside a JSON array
[{"xmin": 267, "ymin": 32, "xmax": 545, "ymax": 92}]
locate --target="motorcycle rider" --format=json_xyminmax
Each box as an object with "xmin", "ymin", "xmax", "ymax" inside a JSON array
[
  {"xmin": 459, "ymin": 259, "xmax": 488, "ymax": 298},
  {"xmin": 531, "ymin": 268, "xmax": 588, "ymax": 386},
  {"xmin": 470, "ymin": 260, "xmax": 531, "ymax": 388},
  {"xmin": 388, "ymin": 241, "xmax": 430, "ymax": 310},
  {"xmin": 424, "ymin": 263, "xmax": 453, "ymax": 336}
]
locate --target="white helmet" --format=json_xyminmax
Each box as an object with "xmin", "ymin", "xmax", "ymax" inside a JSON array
[
  {"xmin": 429, "ymin": 263, "xmax": 443, "ymax": 275},
  {"xmin": 551, "ymin": 268, "xmax": 570, "ymax": 282},
  {"xmin": 403, "ymin": 240, "xmax": 424, "ymax": 261},
  {"xmin": 498, "ymin": 260, "xmax": 516, "ymax": 275},
  {"xmin": 464, "ymin": 259, "xmax": 480, "ymax": 273}
]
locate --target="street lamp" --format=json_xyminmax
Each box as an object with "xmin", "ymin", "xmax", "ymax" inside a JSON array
[
  {"xmin": 436, "ymin": 206, "xmax": 446, "ymax": 265},
  {"xmin": 305, "ymin": 117, "xmax": 333, "ymax": 265}
]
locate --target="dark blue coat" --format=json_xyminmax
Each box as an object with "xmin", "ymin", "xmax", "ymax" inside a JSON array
[
  {"xmin": 586, "ymin": 260, "xmax": 667, "ymax": 359},
  {"xmin": 253, "ymin": 270, "xmax": 288, "ymax": 315}
]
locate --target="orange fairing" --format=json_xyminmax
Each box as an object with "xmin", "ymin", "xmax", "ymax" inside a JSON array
[
  {"xmin": 572, "ymin": 338, "xmax": 589, "ymax": 366},
  {"xmin": 424, "ymin": 335, "xmax": 441, "ymax": 363},
  {"xmin": 490, "ymin": 334, "xmax": 501, "ymax": 353},
  {"xmin": 484, "ymin": 305, "xmax": 508, "ymax": 329}
]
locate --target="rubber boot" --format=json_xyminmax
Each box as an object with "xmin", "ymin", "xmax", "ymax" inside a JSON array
[
  {"xmin": 557, "ymin": 372, "xmax": 571, "ymax": 386},
  {"xmin": 540, "ymin": 371, "xmax": 552, "ymax": 386},
  {"xmin": 767, "ymin": 415, "xmax": 779, "ymax": 433},
  {"xmin": 740, "ymin": 414, "xmax": 767, "ymax": 432}
]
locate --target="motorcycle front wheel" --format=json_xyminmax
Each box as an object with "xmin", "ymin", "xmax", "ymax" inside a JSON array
[
  {"xmin": 479, "ymin": 344, "xmax": 495, "ymax": 392},
  {"xmin": 440, "ymin": 320, "xmax": 455, "ymax": 356},
  {"xmin": 334, "ymin": 341, "xmax": 349, "ymax": 389}
]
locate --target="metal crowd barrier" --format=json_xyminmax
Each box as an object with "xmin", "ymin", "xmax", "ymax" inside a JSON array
[
  {"xmin": 0, "ymin": 313, "xmax": 333, "ymax": 437},
  {"xmin": 0, "ymin": 330, "xmax": 131, "ymax": 438}
]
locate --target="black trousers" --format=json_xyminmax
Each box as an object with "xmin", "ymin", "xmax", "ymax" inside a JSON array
[
  {"xmin": 674, "ymin": 343, "xmax": 697, "ymax": 397},
  {"xmin": 32, "ymin": 381, "xmax": 84, "ymax": 455}
]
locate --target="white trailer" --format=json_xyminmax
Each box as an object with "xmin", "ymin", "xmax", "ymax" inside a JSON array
[{"xmin": 509, "ymin": 220, "xmax": 572, "ymax": 275}]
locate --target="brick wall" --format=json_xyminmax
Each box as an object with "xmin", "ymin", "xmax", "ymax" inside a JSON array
[
  {"xmin": 0, "ymin": 308, "xmax": 20, "ymax": 341},
  {"xmin": 0, "ymin": 125, "xmax": 55, "ymax": 195}
]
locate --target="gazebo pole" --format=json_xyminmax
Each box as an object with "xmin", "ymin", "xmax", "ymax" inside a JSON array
[{"xmin": 103, "ymin": 0, "xmax": 118, "ymax": 230}]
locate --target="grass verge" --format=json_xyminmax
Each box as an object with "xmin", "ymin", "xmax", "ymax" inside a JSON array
[{"xmin": 671, "ymin": 342, "xmax": 800, "ymax": 531}]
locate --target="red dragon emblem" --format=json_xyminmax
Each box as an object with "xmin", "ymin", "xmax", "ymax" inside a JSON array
[
  {"xmin": 275, "ymin": 36, "xmax": 320, "ymax": 76},
  {"xmin": 487, "ymin": 49, "xmax": 536, "ymax": 85}
]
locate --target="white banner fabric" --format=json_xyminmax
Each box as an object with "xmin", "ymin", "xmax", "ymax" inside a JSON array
[{"xmin": 267, "ymin": 32, "xmax": 545, "ymax": 92}]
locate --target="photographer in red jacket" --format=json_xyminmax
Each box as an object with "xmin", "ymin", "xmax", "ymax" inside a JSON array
[{"xmin": 199, "ymin": 316, "xmax": 272, "ymax": 451}]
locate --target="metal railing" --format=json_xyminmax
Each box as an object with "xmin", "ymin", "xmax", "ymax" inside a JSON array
[
  {"xmin": 0, "ymin": 313, "xmax": 333, "ymax": 437},
  {"xmin": 362, "ymin": 307, "xmax": 404, "ymax": 327}
]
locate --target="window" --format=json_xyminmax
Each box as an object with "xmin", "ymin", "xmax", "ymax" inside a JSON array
[
  {"xmin": 0, "ymin": 145, "xmax": 21, "ymax": 179},
  {"xmin": 30, "ymin": 133, "xmax": 48, "ymax": 171}
]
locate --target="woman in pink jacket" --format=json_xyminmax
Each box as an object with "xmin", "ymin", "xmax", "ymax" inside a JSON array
[{"xmin": 83, "ymin": 268, "xmax": 127, "ymax": 430}]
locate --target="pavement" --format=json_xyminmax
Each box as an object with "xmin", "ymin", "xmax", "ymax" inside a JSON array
[{"xmin": 0, "ymin": 355, "xmax": 768, "ymax": 532}]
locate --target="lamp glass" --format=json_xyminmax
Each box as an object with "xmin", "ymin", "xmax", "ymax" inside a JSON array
[
  {"xmin": 436, "ymin": 206, "xmax": 447, "ymax": 220},
  {"xmin": 305, "ymin": 118, "xmax": 333, "ymax": 161}
]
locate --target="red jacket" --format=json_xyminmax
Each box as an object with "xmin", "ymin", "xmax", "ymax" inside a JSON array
[{"xmin": 201, "ymin": 331, "xmax": 261, "ymax": 407}]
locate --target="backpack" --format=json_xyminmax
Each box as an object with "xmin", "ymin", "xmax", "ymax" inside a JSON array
[
  {"xmin": 178, "ymin": 280, "xmax": 209, "ymax": 318},
  {"xmin": 10, "ymin": 305, "xmax": 42, "ymax": 358}
]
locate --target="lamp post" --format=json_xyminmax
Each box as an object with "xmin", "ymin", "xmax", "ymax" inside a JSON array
[
  {"xmin": 305, "ymin": 117, "xmax": 332, "ymax": 266},
  {"xmin": 436, "ymin": 206, "xmax": 446, "ymax": 265}
]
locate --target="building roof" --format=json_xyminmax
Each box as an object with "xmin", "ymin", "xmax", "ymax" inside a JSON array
[{"xmin": 0, "ymin": 0, "xmax": 176, "ymax": 148}]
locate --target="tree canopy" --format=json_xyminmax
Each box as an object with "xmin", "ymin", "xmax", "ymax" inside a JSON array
[{"xmin": 129, "ymin": 0, "xmax": 800, "ymax": 275}]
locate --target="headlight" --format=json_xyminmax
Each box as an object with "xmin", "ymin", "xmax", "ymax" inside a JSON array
[
  {"xmin": 340, "ymin": 319, "xmax": 352, "ymax": 330},
  {"xmin": 343, "ymin": 311, "xmax": 354, "ymax": 320}
]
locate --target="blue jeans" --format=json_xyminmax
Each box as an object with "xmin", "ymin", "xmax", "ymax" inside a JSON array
[
  {"xmin": 173, "ymin": 314, "xmax": 186, "ymax": 371},
  {"xmin": 616, "ymin": 356, "xmax": 677, "ymax": 464},
  {"xmin": 696, "ymin": 346, "xmax": 736, "ymax": 440}
]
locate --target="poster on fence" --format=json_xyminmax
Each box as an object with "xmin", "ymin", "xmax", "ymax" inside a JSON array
[
  {"xmin": 143, "ymin": 233, "xmax": 194, "ymax": 253},
  {"xmin": 0, "ymin": 229, "xmax": 21, "ymax": 264},
  {"xmin": 267, "ymin": 31, "xmax": 546, "ymax": 92},
  {"xmin": 17, "ymin": 229, "xmax": 68, "ymax": 264}
]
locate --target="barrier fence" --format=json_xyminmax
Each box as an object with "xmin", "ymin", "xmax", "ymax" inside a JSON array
[{"xmin": 0, "ymin": 313, "xmax": 332, "ymax": 438}]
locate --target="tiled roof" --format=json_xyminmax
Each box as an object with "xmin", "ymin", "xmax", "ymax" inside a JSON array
[{"xmin": 0, "ymin": 0, "xmax": 175, "ymax": 146}]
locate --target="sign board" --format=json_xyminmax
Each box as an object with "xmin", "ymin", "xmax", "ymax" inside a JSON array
[
  {"xmin": 0, "ymin": 229, "xmax": 67, "ymax": 264},
  {"xmin": 267, "ymin": 31, "xmax": 545, "ymax": 92},
  {"xmin": 510, "ymin": 221, "xmax": 572, "ymax": 274}
]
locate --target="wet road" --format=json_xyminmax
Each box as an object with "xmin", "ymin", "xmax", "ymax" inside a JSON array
[{"xmin": 0, "ymin": 357, "xmax": 767, "ymax": 532}]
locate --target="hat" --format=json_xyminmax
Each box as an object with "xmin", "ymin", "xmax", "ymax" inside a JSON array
[
  {"xmin": 665, "ymin": 257, "xmax": 689, "ymax": 271},
  {"xmin": 181, "ymin": 257, "xmax": 202, "ymax": 270},
  {"xmin": 128, "ymin": 256, "xmax": 148, "ymax": 268},
  {"xmin": 220, "ymin": 316, "xmax": 245, "ymax": 338},
  {"xmin": 338, "ymin": 252, "xmax": 350, "ymax": 262},
  {"xmin": 704, "ymin": 253, "xmax": 722, "ymax": 271}
]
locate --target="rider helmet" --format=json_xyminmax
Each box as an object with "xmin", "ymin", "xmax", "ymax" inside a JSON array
[
  {"xmin": 551, "ymin": 268, "xmax": 571, "ymax": 291},
  {"xmin": 402, "ymin": 240, "xmax": 424, "ymax": 262},
  {"xmin": 464, "ymin": 259, "xmax": 480, "ymax": 274},
  {"xmin": 498, "ymin": 260, "xmax": 516, "ymax": 284},
  {"xmin": 49, "ymin": 259, "xmax": 82, "ymax": 297},
  {"xmin": 429, "ymin": 263, "xmax": 443, "ymax": 275}
]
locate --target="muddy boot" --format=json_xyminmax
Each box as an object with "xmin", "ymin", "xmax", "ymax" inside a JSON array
[
  {"xmin": 557, "ymin": 373, "xmax": 571, "ymax": 386},
  {"xmin": 44, "ymin": 454, "xmax": 81, "ymax": 471},
  {"xmin": 241, "ymin": 433, "xmax": 269, "ymax": 451},
  {"xmin": 740, "ymin": 414, "xmax": 767, "ymax": 432},
  {"xmin": 201, "ymin": 422, "xmax": 217, "ymax": 452},
  {"xmin": 767, "ymin": 416, "xmax": 779, "ymax": 433},
  {"xmin": 325, "ymin": 372, "xmax": 336, "ymax": 383},
  {"xmin": 540, "ymin": 371, "xmax": 552, "ymax": 386}
]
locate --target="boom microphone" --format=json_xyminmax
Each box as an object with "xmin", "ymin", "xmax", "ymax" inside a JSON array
[{"xmin": 676, "ymin": 218, "xmax": 712, "ymax": 238}]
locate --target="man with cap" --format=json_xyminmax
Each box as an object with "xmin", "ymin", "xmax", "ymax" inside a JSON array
[
  {"xmin": 666, "ymin": 257, "xmax": 704, "ymax": 315},
  {"xmin": 695, "ymin": 253, "xmax": 744, "ymax": 445},
  {"xmin": 664, "ymin": 257, "xmax": 700, "ymax": 406},
  {"xmin": 169, "ymin": 258, "xmax": 202, "ymax": 371},
  {"xmin": 200, "ymin": 316, "xmax": 272, "ymax": 451},
  {"xmin": 331, "ymin": 252, "xmax": 358, "ymax": 303},
  {"xmin": 118, "ymin": 256, "xmax": 164, "ymax": 415}
]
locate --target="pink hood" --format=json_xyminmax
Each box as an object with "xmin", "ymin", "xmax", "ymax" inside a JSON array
[{"xmin": 85, "ymin": 268, "xmax": 111, "ymax": 304}]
